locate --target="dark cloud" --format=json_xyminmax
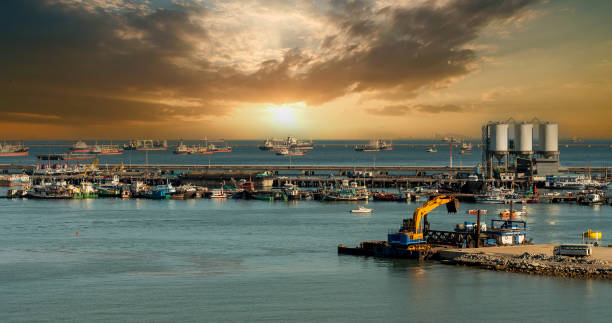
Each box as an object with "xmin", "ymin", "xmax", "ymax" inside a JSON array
[
  {"xmin": 0, "ymin": 0, "xmax": 536, "ymax": 130},
  {"xmin": 368, "ymin": 104, "xmax": 464, "ymax": 116}
]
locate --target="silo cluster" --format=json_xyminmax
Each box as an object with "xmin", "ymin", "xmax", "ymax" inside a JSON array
[{"xmin": 482, "ymin": 120, "xmax": 559, "ymax": 178}]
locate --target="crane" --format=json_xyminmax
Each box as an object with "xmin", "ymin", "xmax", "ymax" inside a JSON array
[
  {"xmin": 107, "ymin": 162, "xmax": 124, "ymax": 176},
  {"xmin": 388, "ymin": 195, "xmax": 458, "ymax": 246},
  {"xmin": 82, "ymin": 158, "xmax": 99, "ymax": 177}
]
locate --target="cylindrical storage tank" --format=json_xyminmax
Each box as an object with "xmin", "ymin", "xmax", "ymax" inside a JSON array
[
  {"xmin": 490, "ymin": 123, "xmax": 509, "ymax": 152},
  {"xmin": 539, "ymin": 122, "xmax": 558, "ymax": 153},
  {"xmin": 515, "ymin": 123, "xmax": 533, "ymax": 153}
]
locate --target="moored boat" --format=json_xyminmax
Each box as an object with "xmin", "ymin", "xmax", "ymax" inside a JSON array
[
  {"xmin": 0, "ymin": 142, "xmax": 29, "ymax": 157},
  {"xmin": 350, "ymin": 206, "xmax": 372, "ymax": 213}
]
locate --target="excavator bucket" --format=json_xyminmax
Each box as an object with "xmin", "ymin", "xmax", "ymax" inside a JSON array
[{"xmin": 446, "ymin": 198, "xmax": 459, "ymax": 213}]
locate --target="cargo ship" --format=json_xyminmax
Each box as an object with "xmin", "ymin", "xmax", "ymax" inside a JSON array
[
  {"xmin": 91, "ymin": 144, "xmax": 123, "ymax": 155},
  {"xmin": 123, "ymin": 139, "xmax": 168, "ymax": 151},
  {"xmin": 354, "ymin": 139, "xmax": 392, "ymax": 152},
  {"xmin": 0, "ymin": 142, "xmax": 29, "ymax": 157},
  {"xmin": 259, "ymin": 137, "xmax": 313, "ymax": 151},
  {"xmin": 70, "ymin": 140, "xmax": 91, "ymax": 153}
]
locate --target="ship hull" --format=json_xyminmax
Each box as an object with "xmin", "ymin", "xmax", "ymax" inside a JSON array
[{"xmin": 0, "ymin": 151, "xmax": 28, "ymax": 157}]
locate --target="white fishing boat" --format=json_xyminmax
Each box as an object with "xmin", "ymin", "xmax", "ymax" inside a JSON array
[
  {"xmin": 350, "ymin": 206, "xmax": 372, "ymax": 213},
  {"xmin": 210, "ymin": 188, "xmax": 227, "ymax": 198}
]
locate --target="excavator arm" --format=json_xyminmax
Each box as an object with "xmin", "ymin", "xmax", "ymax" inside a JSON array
[
  {"xmin": 391, "ymin": 195, "xmax": 458, "ymax": 246},
  {"xmin": 82, "ymin": 158, "xmax": 99, "ymax": 177}
]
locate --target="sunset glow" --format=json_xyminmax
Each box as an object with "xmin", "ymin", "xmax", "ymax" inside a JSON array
[{"xmin": 0, "ymin": 0, "xmax": 610, "ymax": 139}]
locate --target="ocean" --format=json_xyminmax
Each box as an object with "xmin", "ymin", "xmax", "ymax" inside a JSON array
[{"xmin": 1, "ymin": 140, "xmax": 611, "ymax": 322}]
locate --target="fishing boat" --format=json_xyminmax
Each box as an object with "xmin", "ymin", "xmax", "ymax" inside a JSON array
[
  {"xmin": 372, "ymin": 192, "xmax": 407, "ymax": 202},
  {"xmin": 144, "ymin": 183, "xmax": 175, "ymax": 199},
  {"xmin": 350, "ymin": 206, "xmax": 372, "ymax": 214},
  {"xmin": 475, "ymin": 188, "xmax": 507, "ymax": 204},
  {"xmin": 0, "ymin": 142, "xmax": 29, "ymax": 157},
  {"xmin": 321, "ymin": 180, "xmax": 369, "ymax": 201},
  {"xmin": 0, "ymin": 174, "xmax": 32, "ymax": 186},
  {"xmin": 210, "ymin": 188, "xmax": 227, "ymax": 198}
]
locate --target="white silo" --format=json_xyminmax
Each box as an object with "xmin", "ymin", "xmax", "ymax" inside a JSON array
[
  {"xmin": 514, "ymin": 123, "xmax": 533, "ymax": 154},
  {"xmin": 538, "ymin": 122, "xmax": 558, "ymax": 157},
  {"xmin": 491, "ymin": 123, "xmax": 509, "ymax": 153}
]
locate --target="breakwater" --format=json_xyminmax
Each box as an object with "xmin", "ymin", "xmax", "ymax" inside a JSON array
[{"xmin": 438, "ymin": 245, "xmax": 612, "ymax": 279}]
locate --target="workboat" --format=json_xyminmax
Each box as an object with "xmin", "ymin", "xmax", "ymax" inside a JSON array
[
  {"xmin": 350, "ymin": 206, "xmax": 372, "ymax": 213},
  {"xmin": 354, "ymin": 139, "xmax": 392, "ymax": 152},
  {"xmin": 0, "ymin": 142, "xmax": 29, "ymax": 157},
  {"xmin": 259, "ymin": 137, "xmax": 314, "ymax": 151}
]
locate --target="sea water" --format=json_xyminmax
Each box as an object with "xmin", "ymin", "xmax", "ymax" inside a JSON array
[{"xmin": 1, "ymin": 198, "xmax": 611, "ymax": 322}]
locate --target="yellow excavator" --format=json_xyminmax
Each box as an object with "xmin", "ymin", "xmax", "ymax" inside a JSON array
[
  {"xmin": 82, "ymin": 158, "xmax": 99, "ymax": 177},
  {"xmin": 387, "ymin": 195, "xmax": 459, "ymax": 246},
  {"xmin": 107, "ymin": 162, "xmax": 124, "ymax": 176}
]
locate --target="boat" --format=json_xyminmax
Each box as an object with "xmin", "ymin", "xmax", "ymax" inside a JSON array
[
  {"xmin": 0, "ymin": 174, "xmax": 32, "ymax": 186},
  {"xmin": 425, "ymin": 147, "xmax": 437, "ymax": 153},
  {"xmin": 173, "ymin": 184, "xmax": 197, "ymax": 199},
  {"xmin": 350, "ymin": 206, "xmax": 372, "ymax": 213},
  {"xmin": 498, "ymin": 206, "xmax": 527, "ymax": 219},
  {"xmin": 578, "ymin": 190, "xmax": 605, "ymax": 205},
  {"xmin": 475, "ymin": 188, "xmax": 508, "ymax": 204},
  {"xmin": 548, "ymin": 175, "xmax": 607, "ymax": 190},
  {"xmin": 123, "ymin": 139, "xmax": 168, "ymax": 151},
  {"xmin": 372, "ymin": 192, "xmax": 407, "ymax": 202},
  {"xmin": 354, "ymin": 139, "xmax": 392, "ymax": 152},
  {"xmin": 91, "ymin": 144, "xmax": 123, "ymax": 155},
  {"xmin": 321, "ymin": 180, "xmax": 369, "ymax": 201},
  {"xmin": 70, "ymin": 140, "xmax": 91, "ymax": 153},
  {"xmin": 174, "ymin": 141, "xmax": 189, "ymax": 154},
  {"xmin": 466, "ymin": 209, "xmax": 488, "ymax": 215},
  {"xmin": 26, "ymin": 182, "xmax": 73, "ymax": 199},
  {"xmin": 0, "ymin": 142, "xmax": 29, "ymax": 157},
  {"xmin": 259, "ymin": 137, "xmax": 314, "ymax": 151},
  {"xmin": 210, "ymin": 188, "xmax": 227, "ymax": 198},
  {"xmin": 206, "ymin": 139, "xmax": 232, "ymax": 152},
  {"xmin": 276, "ymin": 148, "xmax": 306, "ymax": 156},
  {"xmin": 143, "ymin": 183, "xmax": 175, "ymax": 199}
]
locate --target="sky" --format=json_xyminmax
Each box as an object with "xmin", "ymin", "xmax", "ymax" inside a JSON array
[{"xmin": 1, "ymin": 0, "xmax": 611, "ymax": 140}]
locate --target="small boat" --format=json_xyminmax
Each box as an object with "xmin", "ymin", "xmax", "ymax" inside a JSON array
[
  {"xmin": 210, "ymin": 188, "xmax": 227, "ymax": 198},
  {"xmin": 498, "ymin": 206, "xmax": 527, "ymax": 219},
  {"xmin": 350, "ymin": 206, "xmax": 372, "ymax": 213},
  {"xmin": 276, "ymin": 149, "xmax": 306, "ymax": 156},
  {"xmin": 466, "ymin": 209, "xmax": 488, "ymax": 215},
  {"xmin": 426, "ymin": 147, "xmax": 437, "ymax": 153}
]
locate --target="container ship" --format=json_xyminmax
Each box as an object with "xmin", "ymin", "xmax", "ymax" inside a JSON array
[
  {"xmin": 123, "ymin": 139, "xmax": 168, "ymax": 151},
  {"xmin": 0, "ymin": 142, "xmax": 29, "ymax": 156},
  {"xmin": 354, "ymin": 139, "xmax": 392, "ymax": 152}
]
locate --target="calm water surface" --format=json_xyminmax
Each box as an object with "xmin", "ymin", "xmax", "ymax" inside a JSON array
[{"xmin": 1, "ymin": 198, "xmax": 611, "ymax": 322}]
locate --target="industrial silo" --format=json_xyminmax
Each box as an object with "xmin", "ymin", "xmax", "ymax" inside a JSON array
[
  {"xmin": 538, "ymin": 122, "xmax": 558, "ymax": 157},
  {"xmin": 490, "ymin": 123, "xmax": 509, "ymax": 153},
  {"xmin": 514, "ymin": 123, "xmax": 533, "ymax": 154}
]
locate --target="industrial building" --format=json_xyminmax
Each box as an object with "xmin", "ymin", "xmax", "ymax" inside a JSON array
[{"xmin": 481, "ymin": 120, "xmax": 559, "ymax": 178}]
